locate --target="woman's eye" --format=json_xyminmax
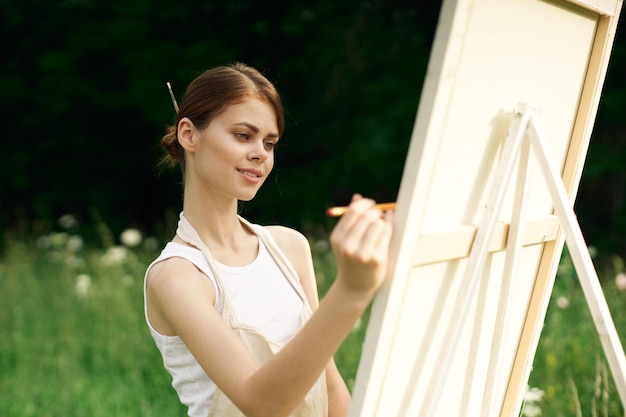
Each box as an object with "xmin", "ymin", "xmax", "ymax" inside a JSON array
[
  {"xmin": 265, "ymin": 141, "xmax": 276, "ymax": 150},
  {"xmin": 235, "ymin": 132, "xmax": 250, "ymax": 140}
]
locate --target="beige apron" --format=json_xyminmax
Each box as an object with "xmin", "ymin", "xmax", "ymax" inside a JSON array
[{"xmin": 176, "ymin": 213, "xmax": 328, "ymax": 417}]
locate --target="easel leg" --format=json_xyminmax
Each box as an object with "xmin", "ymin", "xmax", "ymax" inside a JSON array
[
  {"xmin": 416, "ymin": 109, "xmax": 533, "ymax": 417},
  {"xmin": 481, "ymin": 137, "xmax": 533, "ymax": 416},
  {"xmin": 526, "ymin": 110, "xmax": 626, "ymax": 409}
]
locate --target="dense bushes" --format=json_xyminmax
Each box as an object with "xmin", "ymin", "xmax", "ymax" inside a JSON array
[{"xmin": 1, "ymin": 0, "xmax": 624, "ymax": 256}]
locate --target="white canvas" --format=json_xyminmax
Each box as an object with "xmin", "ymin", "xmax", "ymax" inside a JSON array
[{"xmin": 348, "ymin": 1, "xmax": 623, "ymax": 416}]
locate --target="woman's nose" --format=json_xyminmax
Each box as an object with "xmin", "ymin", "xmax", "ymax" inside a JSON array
[{"xmin": 248, "ymin": 140, "xmax": 269, "ymax": 161}]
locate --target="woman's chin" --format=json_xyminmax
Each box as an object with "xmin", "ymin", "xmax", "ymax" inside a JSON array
[{"xmin": 238, "ymin": 193, "xmax": 257, "ymax": 202}]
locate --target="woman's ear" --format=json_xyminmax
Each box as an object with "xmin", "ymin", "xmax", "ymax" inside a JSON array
[{"xmin": 177, "ymin": 117, "xmax": 196, "ymax": 151}]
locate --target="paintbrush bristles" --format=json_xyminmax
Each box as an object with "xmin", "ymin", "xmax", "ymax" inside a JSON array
[{"xmin": 326, "ymin": 202, "xmax": 397, "ymax": 217}]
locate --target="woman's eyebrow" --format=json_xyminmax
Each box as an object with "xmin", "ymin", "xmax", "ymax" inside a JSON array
[{"xmin": 232, "ymin": 122, "xmax": 279, "ymax": 138}]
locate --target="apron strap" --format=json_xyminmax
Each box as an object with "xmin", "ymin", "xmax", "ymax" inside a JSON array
[{"xmin": 175, "ymin": 212, "xmax": 238, "ymax": 325}]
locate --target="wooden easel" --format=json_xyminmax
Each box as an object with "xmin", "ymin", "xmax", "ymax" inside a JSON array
[
  {"xmin": 347, "ymin": 1, "xmax": 624, "ymax": 416},
  {"xmin": 417, "ymin": 103, "xmax": 626, "ymax": 416}
]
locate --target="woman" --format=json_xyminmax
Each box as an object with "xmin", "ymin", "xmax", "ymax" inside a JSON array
[{"xmin": 144, "ymin": 62, "xmax": 394, "ymax": 417}]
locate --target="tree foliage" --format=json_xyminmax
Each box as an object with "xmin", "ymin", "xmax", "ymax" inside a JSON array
[{"xmin": 0, "ymin": 0, "xmax": 624, "ymax": 255}]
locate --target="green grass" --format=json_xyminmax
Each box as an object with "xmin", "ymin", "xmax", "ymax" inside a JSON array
[
  {"xmin": 0, "ymin": 232, "xmax": 187, "ymax": 417},
  {"xmin": 1, "ymin": 221, "xmax": 625, "ymax": 416},
  {"xmin": 525, "ymin": 250, "xmax": 626, "ymax": 417}
]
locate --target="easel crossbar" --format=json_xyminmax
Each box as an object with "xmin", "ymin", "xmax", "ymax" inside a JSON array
[{"xmin": 413, "ymin": 216, "xmax": 560, "ymax": 266}]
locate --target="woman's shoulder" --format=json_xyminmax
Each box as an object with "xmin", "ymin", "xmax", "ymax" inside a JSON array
[
  {"xmin": 146, "ymin": 243, "xmax": 211, "ymax": 291},
  {"xmin": 262, "ymin": 225, "xmax": 314, "ymax": 279},
  {"xmin": 263, "ymin": 225, "xmax": 311, "ymax": 252},
  {"xmin": 148, "ymin": 243, "xmax": 204, "ymax": 275},
  {"xmin": 147, "ymin": 253, "xmax": 205, "ymax": 287},
  {"xmin": 146, "ymin": 248, "xmax": 218, "ymax": 314}
]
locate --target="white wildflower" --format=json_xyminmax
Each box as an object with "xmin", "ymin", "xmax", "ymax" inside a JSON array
[
  {"xmin": 58, "ymin": 214, "xmax": 79, "ymax": 230},
  {"xmin": 36, "ymin": 235, "xmax": 50, "ymax": 251},
  {"xmin": 75, "ymin": 274, "xmax": 92, "ymax": 298},
  {"xmin": 66, "ymin": 235, "xmax": 84, "ymax": 252},
  {"xmin": 120, "ymin": 228, "xmax": 142, "ymax": 248},
  {"xmin": 49, "ymin": 232, "xmax": 69, "ymax": 250},
  {"xmin": 65, "ymin": 255, "xmax": 85, "ymax": 269},
  {"xmin": 615, "ymin": 272, "xmax": 626, "ymax": 291},
  {"xmin": 522, "ymin": 403, "xmax": 542, "ymax": 417},
  {"xmin": 521, "ymin": 386, "xmax": 545, "ymax": 417},
  {"xmin": 101, "ymin": 246, "xmax": 129, "ymax": 266},
  {"xmin": 524, "ymin": 387, "xmax": 545, "ymax": 403},
  {"xmin": 556, "ymin": 296, "xmax": 570, "ymax": 309}
]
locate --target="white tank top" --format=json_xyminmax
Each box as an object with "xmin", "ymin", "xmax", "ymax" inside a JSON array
[{"xmin": 144, "ymin": 229, "xmax": 305, "ymax": 417}]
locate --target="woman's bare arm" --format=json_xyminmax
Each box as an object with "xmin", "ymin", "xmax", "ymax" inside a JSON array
[
  {"xmin": 147, "ymin": 197, "xmax": 392, "ymax": 417},
  {"xmin": 268, "ymin": 225, "xmax": 352, "ymax": 416}
]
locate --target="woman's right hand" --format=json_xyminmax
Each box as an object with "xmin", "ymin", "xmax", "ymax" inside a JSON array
[{"xmin": 329, "ymin": 194, "xmax": 394, "ymax": 298}]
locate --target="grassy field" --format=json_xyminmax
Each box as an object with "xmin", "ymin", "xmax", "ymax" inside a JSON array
[{"xmin": 1, "ymin": 218, "xmax": 625, "ymax": 416}]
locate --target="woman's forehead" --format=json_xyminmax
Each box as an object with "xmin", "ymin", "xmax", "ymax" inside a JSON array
[{"xmin": 218, "ymin": 98, "xmax": 279, "ymax": 132}]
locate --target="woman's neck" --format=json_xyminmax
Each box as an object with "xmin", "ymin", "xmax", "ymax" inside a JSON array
[{"xmin": 180, "ymin": 189, "xmax": 244, "ymax": 249}]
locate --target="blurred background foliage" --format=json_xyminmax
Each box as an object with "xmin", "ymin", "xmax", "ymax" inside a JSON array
[{"xmin": 1, "ymin": 0, "xmax": 624, "ymax": 259}]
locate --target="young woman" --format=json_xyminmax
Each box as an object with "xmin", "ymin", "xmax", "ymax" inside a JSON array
[{"xmin": 144, "ymin": 62, "xmax": 394, "ymax": 417}]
